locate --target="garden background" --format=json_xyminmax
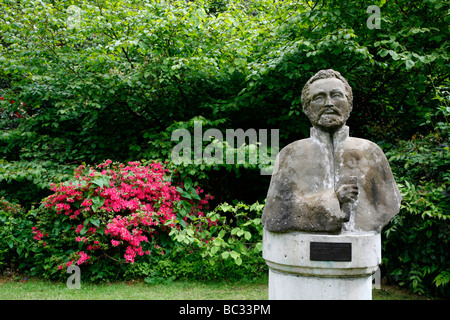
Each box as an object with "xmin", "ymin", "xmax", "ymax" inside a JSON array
[{"xmin": 0, "ymin": 0, "xmax": 448, "ymax": 298}]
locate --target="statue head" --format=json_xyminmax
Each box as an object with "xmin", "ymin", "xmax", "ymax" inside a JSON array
[{"xmin": 301, "ymin": 69, "xmax": 353, "ymax": 132}]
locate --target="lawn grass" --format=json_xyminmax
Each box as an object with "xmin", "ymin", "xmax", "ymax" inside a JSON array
[
  {"xmin": 0, "ymin": 276, "xmax": 435, "ymax": 300},
  {"xmin": 0, "ymin": 277, "xmax": 268, "ymax": 300}
]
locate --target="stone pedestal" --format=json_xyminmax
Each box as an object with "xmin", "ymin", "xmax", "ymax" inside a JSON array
[{"xmin": 263, "ymin": 229, "xmax": 381, "ymax": 300}]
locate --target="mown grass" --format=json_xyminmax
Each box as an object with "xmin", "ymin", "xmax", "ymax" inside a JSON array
[
  {"xmin": 0, "ymin": 277, "xmax": 268, "ymax": 300},
  {"xmin": 0, "ymin": 276, "xmax": 435, "ymax": 300}
]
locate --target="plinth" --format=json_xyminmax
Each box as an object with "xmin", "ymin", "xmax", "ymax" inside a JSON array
[{"xmin": 263, "ymin": 229, "xmax": 381, "ymax": 300}]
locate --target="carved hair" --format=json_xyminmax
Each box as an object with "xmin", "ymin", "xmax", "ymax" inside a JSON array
[{"xmin": 301, "ymin": 69, "xmax": 353, "ymax": 112}]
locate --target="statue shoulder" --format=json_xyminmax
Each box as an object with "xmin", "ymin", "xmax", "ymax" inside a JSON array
[
  {"xmin": 345, "ymin": 137, "xmax": 386, "ymax": 155},
  {"xmin": 277, "ymin": 138, "xmax": 314, "ymax": 159},
  {"xmin": 271, "ymin": 138, "xmax": 316, "ymax": 177}
]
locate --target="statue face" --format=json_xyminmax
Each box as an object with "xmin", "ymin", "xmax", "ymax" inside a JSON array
[{"xmin": 305, "ymin": 78, "xmax": 351, "ymax": 132}]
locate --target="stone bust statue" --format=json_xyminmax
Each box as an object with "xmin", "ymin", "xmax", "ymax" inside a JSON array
[{"xmin": 262, "ymin": 69, "xmax": 401, "ymax": 234}]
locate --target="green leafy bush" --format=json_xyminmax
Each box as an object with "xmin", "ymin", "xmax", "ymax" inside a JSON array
[
  {"xmin": 125, "ymin": 201, "xmax": 266, "ymax": 282},
  {"xmin": 0, "ymin": 198, "xmax": 34, "ymax": 273},
  {"xmin": 173, "ymin": 201, "xmax": 265, "ymax": 275},
  {"xmin": 383, "ymin": 90, "xmax": 450, "ymax": 298},
  {"xmin": 0, "ymin": 159, "xmax": 75, "ymax": 208}
]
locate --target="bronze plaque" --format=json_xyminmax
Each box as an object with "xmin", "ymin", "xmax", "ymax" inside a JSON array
[{"xmin": 310, "ymin": 242, "xmax": 352, "ymax": 261}]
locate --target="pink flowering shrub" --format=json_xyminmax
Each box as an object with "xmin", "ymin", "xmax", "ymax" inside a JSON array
[{"xmin": 31, "ymin": 160, "xmax": 213, "ymax": 280}]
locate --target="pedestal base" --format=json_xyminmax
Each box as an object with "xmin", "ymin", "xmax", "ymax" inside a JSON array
[
  {"xmin": 268, "ymin": 269, "xmax": 373, "ymax": 300},
  {"xmin": 263, "ymin": 229, "xmax": 381, "ymax": 300}
]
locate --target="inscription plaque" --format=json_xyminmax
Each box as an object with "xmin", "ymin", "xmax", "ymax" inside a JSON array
[{"xmin": 310, "ymin": 242, "xmax": 352, "ymax": 261}]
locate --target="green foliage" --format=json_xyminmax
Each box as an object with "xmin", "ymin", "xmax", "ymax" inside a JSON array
[
  {"xmin": 173, "ymin": 201, "xmax": 264, "ymax": 269},
  {"xmin": 0, "ymin": 198, "xmax": 35, "ymax": 272},
  {"xmin": 2, "ymin": 0, "xmax": 448, "ymax": 159},
  {"xmin": 125, "ymin": 200, "xmax": 266, "ymax": 281},
  {"xmin": 0, "ymin": 159, "xmax": 75, "ymax": 208},
  {"xmin": 383, "ymin": 86, "xmax": 449, "ymax": 298}
]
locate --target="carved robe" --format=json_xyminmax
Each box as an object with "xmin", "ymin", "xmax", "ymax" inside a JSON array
[{"xmin": 262, "ymin": 125, "xmax": 401, "ymax": 234}]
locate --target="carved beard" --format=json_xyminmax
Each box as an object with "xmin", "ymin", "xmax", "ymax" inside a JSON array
[
  {"xmin": 306, "ymin": 107, "xmax": 351, "ymax": 132},
  {"xmin": 317, "ymin": 113, "xmax": 347, "ymax": 130}
]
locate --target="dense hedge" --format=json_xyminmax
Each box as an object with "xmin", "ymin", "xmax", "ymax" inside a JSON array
[
  {"xmin": 0, "ymin": 0, "xmax": 449, "ymax": 297},
  {"xmin": 383, "ymin": 114, "xmax": 450, "ymax": 298}
]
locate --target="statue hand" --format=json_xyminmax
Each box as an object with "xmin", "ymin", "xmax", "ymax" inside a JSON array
[{"xmin": 336, "ymin": 184, "xmax": 358, "ymax": 204}]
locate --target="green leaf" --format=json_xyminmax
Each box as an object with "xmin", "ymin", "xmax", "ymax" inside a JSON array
[
  {"xmin": 405, "ymin": 60, "xmax": 415, "ymax": 69},
  {"xmin": 91, "ymin": 197, "xmax": 105, "ymax": 212},
  {"xmin": 211, "ymin": 245, "xmax": 219, "ymax": 254},
  {"xmin": 390, "ymin": 51, "xmax": 400, "ymax": 60},
  {"xmin": 80, "ymin": 218, "xmax": 90, "ymax": 235},
  {"xmin": 80, "ymin": 226, "xmax": 88, "ymax": 236},
  {"xmin": 180, "ymin": 200, "xmax": 192, "ymax": 215},
  {"xmin": 179, "ymin": 189, "xmax": 192, "ymax": 199},
  {"xmin": 184, "ymin": 177, "xmax": 193, "ymax": 189},
  {"xmin": 90, "ymin": 218, "xmax": 100, "ymax": 227},
  {"xmin": 92, "ymin": 176, "xmax": 111, "ymax": 188},
  {"xmin": 379, "ymin": 49, "xmax": 389, "ymax": 57},
  {"xmin": 189, "ymin": 188, "xmax": 201, "ymax": 200}
]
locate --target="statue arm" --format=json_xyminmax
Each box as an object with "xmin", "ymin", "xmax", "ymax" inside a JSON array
[{"xmin": 262, "ymin": 173, "xmax": 347, "ymax": 233}]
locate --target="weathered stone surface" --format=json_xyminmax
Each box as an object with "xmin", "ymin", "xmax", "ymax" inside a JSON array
[
  {"xmin": 261, "ymin": 69, "xmax": 401, "ymax": 234},
  {"xmin": 263, "ymin": 230, "xmax": 381, "ymax": 300},
  {"xmin": 263, "ymin": 230, "xmax": 381, "ymax": 277}
]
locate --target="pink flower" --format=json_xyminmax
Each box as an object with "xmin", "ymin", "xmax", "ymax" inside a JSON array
[
  {"xmin": 32, "ymin": 227, "xmax": 44, "ymax": 241},
  {"xmin": 81, "ymin": 198, "xmax": 92, "ymax": 207},
  {"xmin": 75, "ymin": 224, "xmax": 84, "ymax": 233},
  {"xmin": 76, "ymin": 236, "xmax": 86, "ymax": 242},
  {"xmin": 76, "ymin": 251, "xmax": 90, "ymax": 265}
]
